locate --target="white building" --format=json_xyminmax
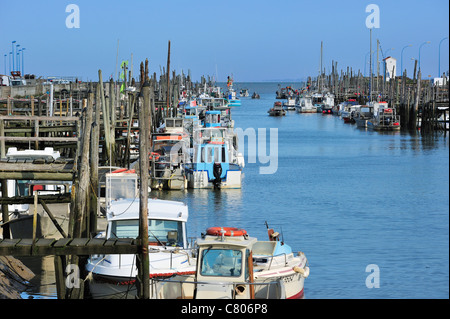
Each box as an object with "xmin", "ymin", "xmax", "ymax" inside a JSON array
[{"xmin": 383, "ymin": 56, "xmax": 397, "ymax": 81}]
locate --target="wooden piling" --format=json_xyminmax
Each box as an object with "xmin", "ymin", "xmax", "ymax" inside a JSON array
[{"xmin": 137, "ymin": 64, "xmax": 151, "ymax": 299}]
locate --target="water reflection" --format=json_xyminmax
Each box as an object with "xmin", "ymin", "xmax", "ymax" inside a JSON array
[{"xmin": 19, "ymin": 256, "xmax": 57, "ymax": 299}]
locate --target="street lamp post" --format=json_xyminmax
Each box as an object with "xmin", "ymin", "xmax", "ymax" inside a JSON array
[
  {"xmin": 11, "ymin": 41, "xmax": 16, "ymax": 72},
  {"xmin": 21, "ymin": 48, "xmax": 26, "ymax": 75},
  {"xmin": 439, "ymin": 37, "xmax": 448, "ymax": 77},
  {"xmin": 3, "ymin": 54, "xmax": 6, "ymax": 75},
  {"xmin": 401, "ymin": 44, "xmax": 412, "ymax": 76},
  {"xmin": 418, "ymin": 41, "xmax": 430, "ymax": 71},
  {"xmin": 16, "ymin": 45, "xmax": 20, "ymax": 73}
]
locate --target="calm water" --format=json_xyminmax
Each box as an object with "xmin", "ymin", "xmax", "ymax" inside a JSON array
[{"xmin": 22, "ymin": 82, "xmax": 449, "ymax": 299}]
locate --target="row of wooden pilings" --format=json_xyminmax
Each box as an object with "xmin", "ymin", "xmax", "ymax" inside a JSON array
[
  {"xmin": 311, "ymin": 64, "xmax": 449, "ymax": 134},
  {"xmin": 0, "ymin": 54, "xmax": 192, "ymax": 298}
]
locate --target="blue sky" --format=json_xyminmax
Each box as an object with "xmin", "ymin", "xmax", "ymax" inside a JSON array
[{"xmin": 0, "ymin": 0, "xmax": 448, "ymax": 81}]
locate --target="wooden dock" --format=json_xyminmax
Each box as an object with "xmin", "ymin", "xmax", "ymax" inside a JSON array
[{"xmin": 0, "ymin": 237, "xmax": 139, "ymax": 256}]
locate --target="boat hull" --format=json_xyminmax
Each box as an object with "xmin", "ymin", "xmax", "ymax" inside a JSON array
[
  {"xmin": 228, "ymin": 100, "xmax": 241, "ymax": 107},
  {"xmin": 187, "ymin": 170, "xmax": 242, "ymax": 189}
]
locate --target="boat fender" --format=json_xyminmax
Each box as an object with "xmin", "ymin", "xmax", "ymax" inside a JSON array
[{"xmin": 293, "ymin": 266, "xmax": 310, "ymax": 278}]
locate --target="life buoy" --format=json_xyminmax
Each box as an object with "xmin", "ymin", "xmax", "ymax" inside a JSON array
[
  {"xmin": 206, "ymin": 227, "xmax": 247, "ymax": 237},
  {"xmin": 111, "ymin": 168, "xmax": 135, "ymax": 174},
  {"xmin": 111, "ymin": 168, "xmax": 127, "ymax": 174},
  {"xmin": 149, "ymin": 152, "xmax": 160, "ymax": 160}
]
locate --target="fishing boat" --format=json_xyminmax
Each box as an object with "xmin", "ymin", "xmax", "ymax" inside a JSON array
[
  {"xmin": 295, "ymin": 95, "xmax": 316, "ymax": 113},
  {"xmin": 282, "ymin": 97, "xmax": 296, "ymax": 110},
  {"xmin": 86, "ymin": 172, "xmax": 196, "ymax": 299},
  {"xmin": 268, "ymin": 102, "xmax": 286, "ymax": 116},
  {"xmin": 185, "ymin": 127, "xmax": 242, "ymax": 189},
  {"xmin": 367, "ymin": 102, "xmax": 400, "ymax": 131},
  {"xmin": 154, "ymin": 223, "xmax": 309, "ymax": 299},
  {"xmin": 251, "ymin": 92, "xmax": 260, "ymax": 99},
  {"xmin": 239, "ymin": 88, "xmax": 249, "ymax": 97},
  {"xmin": 312, "ymin": 92, "xmax": 324, "ymax": 113},
  {"xmin": 226, "ymin": 76, "xmax": 241, "ymax": 107},
  {"xmin": 321, "ymin": 93, "xmax": 335, "ymax": 114},
  {"xmin": 354, "ymin": 105, "xmax": 375, "ymax": 128},
  {"xmin": 333, "ymin": 99, "xmax": 359, "ymax": 116},
  {"xmin": 150, "ymin": 118, "xmax": 189, "ymax": 190},
  {"xmin": 341, "ymin": 104, "xmax": 361, "ymax": 123}
]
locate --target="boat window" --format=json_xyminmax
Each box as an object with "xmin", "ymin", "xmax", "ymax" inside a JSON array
[
  {"xmin": 148, "ymin": 219, "xmax": 183, "ymax": 246},
  {"xmin": 16, "ymin": 180, "xmax": 30, "ymax": 196},
  {"xmin": 200, "ymin": 248, "xmax": 243, "ymax": 277},
  {"xmin": 110, "ymin": 219, "xmax": 183, "ymax": 246},
  {"xmin": 214, "ymin": 146, "xmax": 221, "ymax": 163},
  {"xmin": 207, "ymin": 147, "xmax": 213, "ymax": 163}
]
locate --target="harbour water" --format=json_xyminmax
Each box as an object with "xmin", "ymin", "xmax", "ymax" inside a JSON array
[{"xmin": 21, "ymin": 82, "xmax": 449, "ymax": 299}]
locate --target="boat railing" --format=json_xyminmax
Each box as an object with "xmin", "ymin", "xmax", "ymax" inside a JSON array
[
  {"xmin": 260, "ymin": 252, "xmax": 289, "ymax": 271},
  {"xmin": 151, "ymin": 277, "xmax": 284, "ymax": 299}
]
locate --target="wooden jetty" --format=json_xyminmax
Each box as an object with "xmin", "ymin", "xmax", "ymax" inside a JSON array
[
  {"xmin": 306, "ymin": 61, "xmax": 449, "ymax": 134},
  {"xmin": 0, "ymin": 44, "xmax": 222, "ymax": 298}
]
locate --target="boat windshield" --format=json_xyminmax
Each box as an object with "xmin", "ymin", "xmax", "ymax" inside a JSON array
[
  {"xmin": 110, "ymin": 219, "xmax": 184, "ymax": 246},
  {"xmin": 200, "ymin": 248, "xmax": 242, "ymax": 277}
]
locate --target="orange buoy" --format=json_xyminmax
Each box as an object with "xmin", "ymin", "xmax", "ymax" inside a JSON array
[{"xmin": 206, "ymin": 227, "xmax": 247, "ymax": 237}]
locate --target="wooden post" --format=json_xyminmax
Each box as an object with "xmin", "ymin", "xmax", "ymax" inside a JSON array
[
  {"xmin": 32, "ymin": 191, "xmax": 38, "ymax": 242},
  {"xmin": 98, "ymin": 70, "xmax": 112, "ymax": 165},
  {"xmin": 166, "ymin": 40, "xmax": 171, "ymax": 117},
  {"xmin": 137, "ymin": 67, "xmax": 150, "ymax": 299},
  {"xmin": 89, "ymin": 90, "xmax": 99, "ymax": 236},
  {"xmin": 413, "ymin": 70, "xmax": 421, "ymax": 131},
  {"xmin": 0, "ymin": 180, "xmax": 9, "ymax": 239},
  {"xmin": 54, "ymin": 255, "xmax": 66, "ymax": 299},
  {"xmin": 72, "ymin": 100, "xmax": 94, "ymax": 238}
]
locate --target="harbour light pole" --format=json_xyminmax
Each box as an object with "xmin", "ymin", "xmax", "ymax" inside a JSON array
[
  {"xmin": 438, "ymin": 37, "xmax": 448, "ymax": 77},
  {"xmin": 11, "ymin": 41, "xmax": 16, "ymax": 72},
  {"xmin": 401, "ymin": 44, "xmax": 412, "ymax": 76},
  {"xmin": 418, "ymin": 41, "xmax": 430, "ymax": 71},
  {"xmin": 21, "ymin": 48, "xmax": 25, "ymax": 75},
  {"xmin": 16, "ymin": 44, "xmax": 20, "ymax": 73}
]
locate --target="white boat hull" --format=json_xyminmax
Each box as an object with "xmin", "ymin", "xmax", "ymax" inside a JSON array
[{"xmin": 187, "ymin": 170, "xmax": 242, "ymax": 189}]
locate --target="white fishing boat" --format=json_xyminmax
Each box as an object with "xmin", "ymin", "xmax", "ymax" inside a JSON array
[
  {"xmin": 341, "ymin": 104, "xmax": 361, "ymax": 124},
  {"xmin": 226, "ymin": 76, "xmax": 241, "ymax": 107},
  {"xmin": 367, "ymin": 102, "xmax": 401, "ymax": 131},
  {"xmin": 268, "ymin": 101, "xmax": 286, "ymax": 116},
  {"xmin": 185, "ymin": 127, "xmax": 242, "ymax": 189},
  {"xmin": 295, "ymin": 95, "xmax": 316, "ymax": 113},
  {"xmin": 239, "ymin": 88, "xmax": 249, "ymax": 97},
  {"xmin": 321, "ymin": 93, "xmax": 335, "ymax": 114},
  {"xmin": 154, "ymin": 223, "xmax": 309, "ymax": 299},
  {"xmin": 354, "ymin": 105, "xmax": 375, "ymax": 128},
  {"xmin": 282, "ymin": 97, "xmax": 296, "ymax": 110},
  {"xmin": 86, "ymin": 173, "xmax": 196, "ymax": 299}
]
